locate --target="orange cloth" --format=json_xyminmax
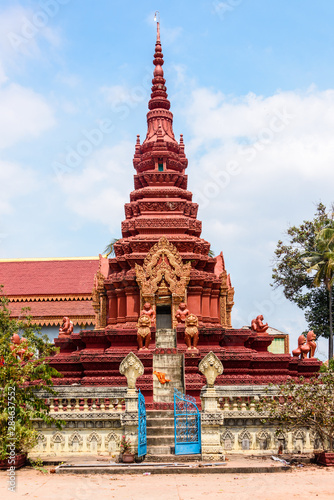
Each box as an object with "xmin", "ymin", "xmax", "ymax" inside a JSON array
[{"xmin": 153, "ymin": 371, "xmax": 171, "ymax": 384}]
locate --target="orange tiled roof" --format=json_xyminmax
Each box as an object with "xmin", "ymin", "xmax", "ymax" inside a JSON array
[
  {"xmin": 0, "ymin": 257, "xmax": 100, "ymax": 326},
  {"xmin": 0, "ymin": 258, "xmax": 99, "ymax": 297},
  {"xmin": 8, "ymin": 299, "xmax": 95, "ymax": 326}
]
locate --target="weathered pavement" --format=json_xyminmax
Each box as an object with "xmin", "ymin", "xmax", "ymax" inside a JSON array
[
  {"xmin": 1, "ymin": 465, "xmax": 333, "ymax": 500},
  {"xmin": 1, "ymin": 457, "xmax": 333, "ymax": 500}
]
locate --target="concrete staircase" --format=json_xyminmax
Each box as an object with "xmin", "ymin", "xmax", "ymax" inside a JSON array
[
  {"xmin": 147, "ymin": 330, "xmax": 201, "ymax": 461},
  {"xmin": 153, "ymin": 329, "xmax": 184, "ymax": 403},
  {"xmin": 155, "ymin": 328, "xmax": 176, "ymax": 348},
  {"xmin": 146, "ymin": 410, "xmax": 201, "ymax": 462},
  {"xmin": 146, "ymin": 410, "xmax": 174, "ymax": 457}
]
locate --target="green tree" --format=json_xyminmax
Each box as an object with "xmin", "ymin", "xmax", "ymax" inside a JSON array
[
  {"xmin": 103, "ymin": 238, "xmax": 120, "ymax": 257},
  {"xmin": 257, "ymin": 372, "xmax": 334, "ymax": 452},
  {"xmin": 302, "ymin": 224, "xmax": 334, "ymax": 360},
  {"xmin": 272, "ymin": 202, "xmax": 334, "ymax": 351},
  {"xmin": 0, "ymin": 287, "xmax": 63, "ymax": 461}
]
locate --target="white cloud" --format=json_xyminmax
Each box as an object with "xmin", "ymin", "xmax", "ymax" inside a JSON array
[
  {"xmin": 145, "ymin": 13, "xmax": 182, "ymax": 46},
  {"xmin": 184, "ymin": 86, "xmax": 334, "ymax": 211},
  {"xmin": 0, "ymin": 4, "xmax": 62, "ymax": 78},
  {"xmin": 0, "ymin": 160, "xmax": 38, "ymax": 215},
  {"xmin": 0, "ymin": 61, "xmax": 8, "ymax": 85},
  {"xmin": 0, "ymin": 83, "xmax": 55, "ymax": 149},
  {"xmin": 100, "ymin": 83, "xmax": 150, "ymax": 111},
  {"xmin": 59, "ymin": 142, "xmax": 134, "ymax": 232},
  {"xmin": 176, "ymin": 85, "xmax": 334, "ymax": 341},
  {"xmin": 101, "ymin": 85, "xmax": 133, "ymax": 106}
]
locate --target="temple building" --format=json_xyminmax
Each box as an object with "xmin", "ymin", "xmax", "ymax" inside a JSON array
[
  {"xmin": 1, "ymin": 22, "xmax": 321, "ymax": 459},
  {"xmin": 0, "ymin": 257, "xmax": 98, "ymax": 340}
]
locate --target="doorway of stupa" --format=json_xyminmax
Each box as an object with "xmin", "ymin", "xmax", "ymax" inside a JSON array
[
  {"xmin": 155, "ymin": 275, "xmax": 173, "ymax": 329},
  {"xmin": 156, "ymin": 304, "xmax": 172, "ymax": 329}
]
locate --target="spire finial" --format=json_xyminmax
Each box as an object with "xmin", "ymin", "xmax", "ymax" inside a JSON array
[
  {"xmin": 154, "ymin": 11, "xmax": 160, "ymax": 42},
  {"xmin": 148, "ymin": 12, "xmax": 170, "ymax": 112}
]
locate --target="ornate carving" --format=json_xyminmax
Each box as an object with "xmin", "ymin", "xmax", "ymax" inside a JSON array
[
  {"xmin": 292, "ymin": 331, "xmax": 316, "ymax": 359},
  {"xmin": 10, "ymin": 334, "xmax": 33, "ymax": 360},
  {"xmin": 140, "ymin": 302, "xmax": 156, "ymax": 324},
  {"xmin": 221, "ymin": 429, "xmax": 234, "ymax": 449},
  {"xmin": 199, "ymin": 351, "xmax": 223, "ymax": 387},
  {"xmin": 119, "ymin": 352, "xmax": 144, "ymax": 389},
  {"xmin": 92, "ymin": 270, "xmax": 106, "ymax": 329},
  {"xmin": 306, "ymin": 330, "xmax": 317, "ymax": 358},
  {"xmin": 69, "ymin": 431, "xmax": 83, "ymax": 446},
  {"xmin": 256, "ymin": 430, "xmax": 271, "ymax": 449},
  {"xmin": 87, "ymin": 431, "xmax": 102, "ymax": 445},
  {"xmin": 51, "ymin": 432, "xmax": 65, "ymax": 444},
  {"xmin": 137, "ymin": 314, "xmax": 151, "ymax": 350},
  {"xmin": 175, "ymin": 302, "xmax": 189, "ymax": 324},
  {"xmin": 58, "ymin": 316, "xmax": 73, "ymax": 337},
  {"xmin": 106, "ymin": 431, "xmax": 121, "ymax": 452},
  {"xmin": 201, "ymin": 413, "xmax": 224, "ymax": 426},
  {"xmin": 292, "ymin": 334, "xmax": 308, "ymax": 358},
  {"xmin": 184, "ymin": 313, "xmax": 199, "ymax": 350},
  {"xmin": 238, "ymin": 429, "xmax": 253, "ymax": 446},
  {"xmin": 135, "ymin": 236, "xmax": 191, "ymax": 299},
  {"xmin": 219, "ymin": 268, "xmax": 234, "ymax": 328},
  {"xmin": 251, "ymin": 315, "xmax": 269, "ymax": 333},
  {"xmin": 293, "ymin": 429, "xmax": 306, "ymax": 442}
]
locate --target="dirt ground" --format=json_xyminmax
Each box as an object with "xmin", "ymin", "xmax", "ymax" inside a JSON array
[{"xmin": 1, "ymin": 466, "xmax": 334, "ymax": 500}]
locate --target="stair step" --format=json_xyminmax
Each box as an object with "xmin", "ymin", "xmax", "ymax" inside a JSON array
[
  {"xmin": 147, "ymin": 427, "xmax": 174, "ymax": 437},
  {"xmin": 147, "ymin": 436, "xmax": 174, "ymax": 446},
  {"xmin": 155, "ymin": 329, "xmax": 177, "ymax": 349},
  {"xmin": 147, "ymin": 419, "xmax": 174, "ymax": 428},
  {"xmin": 147, "ymin": 445, "xmax": 173, "ymax": 455},
  {"xmin": 145, "ymin": 454, "xmax": 202, "ymax": 463}
]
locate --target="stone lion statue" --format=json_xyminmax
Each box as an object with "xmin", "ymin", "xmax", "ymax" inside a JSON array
[
  {"xmin": 137, "ymin": 314, "xmax": 151, "ymax": 350},
  {"xmin": 184, "ymin": 313, "xmax": 199, "ymax": 350}
]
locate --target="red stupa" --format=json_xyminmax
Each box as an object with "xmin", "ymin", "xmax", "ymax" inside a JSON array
[{"xmin": 50, "ymin": 23, "xmax": 320, "ymax": 407}]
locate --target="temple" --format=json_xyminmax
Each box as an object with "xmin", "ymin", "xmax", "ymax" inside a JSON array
[
  {"xmin": 49, "ymin": 22, "xmax": 320, "ymax": 409},
  {"xmin": 3, "ymin": 21, "xmax": 322, "ymax": 459}
]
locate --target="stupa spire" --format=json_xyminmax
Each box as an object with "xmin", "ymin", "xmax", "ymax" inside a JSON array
[{"xmin": 144, "ymin": 13, "xmax": 175, "ymax": 143}]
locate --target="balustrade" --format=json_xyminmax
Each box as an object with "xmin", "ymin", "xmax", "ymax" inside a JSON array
[
  {"xmin": 48, "ymin": 397, "xmax": 125, "ymax": 413},
  {"xmin": 217, "ymin": 395, "xmax": 264, "ymax": 413}
]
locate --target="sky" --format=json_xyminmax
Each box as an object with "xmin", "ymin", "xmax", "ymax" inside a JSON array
[{"xmin": 0, "ymin": 0, "xmax": 333, "ymax": 359}]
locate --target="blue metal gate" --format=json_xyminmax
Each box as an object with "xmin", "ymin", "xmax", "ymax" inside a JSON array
[
  {"xmin": 174, "ymin": 389, "xmax": 201, "ymax": 455},
  {"xmin": 137, "ymin": 389, "xmax": 147, "ymax": 457}
]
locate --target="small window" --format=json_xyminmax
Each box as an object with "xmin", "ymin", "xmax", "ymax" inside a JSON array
[{"xmin": 158, "ymin": 164, "xmax": 164, "ymax": 171}]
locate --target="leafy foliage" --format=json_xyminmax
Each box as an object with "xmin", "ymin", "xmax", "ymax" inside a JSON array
[
  {"xmin": 302, "ymin": 220, "xmax": 334, "ymax": 359},
  {"xmin": 272, "ymin": 202, "xmax": 334, "ymax": 340},
  {"xmin": 257, "ymin": 373, "xmax": 334, "ymax": 452},
  {"xmin": 0, "ymin": 287, "xmax": 63, "ymax": 460},
  {"xmin": 103, "ymin": 238, "xmax": 120, "ymax": 257}
]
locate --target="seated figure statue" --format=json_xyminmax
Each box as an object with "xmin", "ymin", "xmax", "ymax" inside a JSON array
[
  {"xmin": 137, "ymin": 314, "xmax": 151, "ymax": 350},
  {"xmin": 175, "ymin": 302, "xmax": 189, "ymax": 324},
  {"xmin": 184, "ymin": 313, "xmax": 199, "ymax": 350},
  {"xmin": 251, "ymin": 314, "xmax": 269, "ymax": 333},
  {"xmin": 59, "ymin": 316, "xmax": 74, "ymax": 337},
  {"xmin": 10, "ymin": 334, "xmax": 33, "ymax": 360},
  {"xmin": 140, "ymin": 302, "xmax": 156, "ymax": 325}
]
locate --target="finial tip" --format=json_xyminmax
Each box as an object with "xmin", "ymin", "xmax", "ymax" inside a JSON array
[{"xmin": 154, "ymin": 11, "xmax": 160, "ymax": 42}]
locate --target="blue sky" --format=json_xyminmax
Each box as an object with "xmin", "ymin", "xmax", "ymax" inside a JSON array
[{"xmin": 0, "ymin": 0, "xmax": 334, "ymax": 359}]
